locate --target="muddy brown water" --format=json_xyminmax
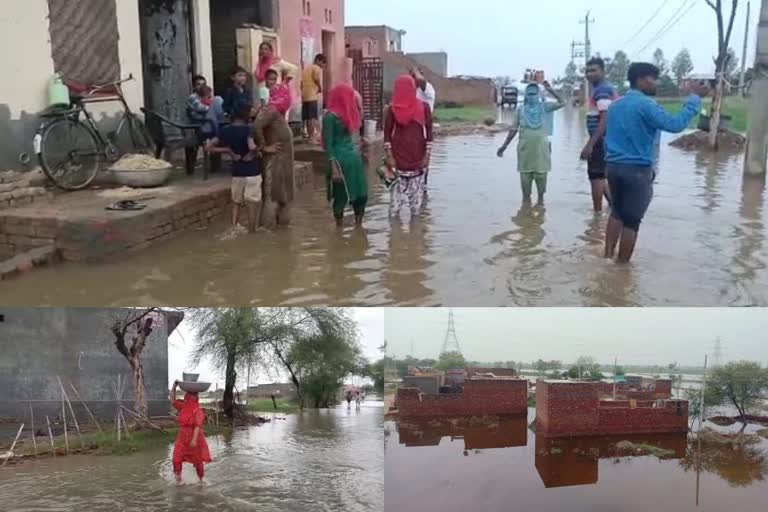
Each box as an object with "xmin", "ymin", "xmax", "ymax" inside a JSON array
[
  {"xmin": 3, "ymin": 108, "xmax": 767, "ymax": 306},
  {"xmin": 0, "ymin": 403, "xmax": 383, "ymax": 512},
  {"xmin": 384, "ymin": 408, "xmax": 768, "ymax": 512}
]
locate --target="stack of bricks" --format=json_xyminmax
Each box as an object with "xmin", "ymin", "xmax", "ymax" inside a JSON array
[
  {"xmin": 0, "ymin": 169, "xmax": 51, "ymax": 211},
  {"xmin": 397, "ymin": 378, "xmax": 528, "ymax": 418}
]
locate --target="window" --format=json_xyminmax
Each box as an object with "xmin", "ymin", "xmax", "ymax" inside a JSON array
[
  {"xmin": 307, "ymin": 2, "xmax": 311, "ymax": 16},
  {"xmin": 329, "ymin": 9, "xmax": 333, "ymax": 23}
]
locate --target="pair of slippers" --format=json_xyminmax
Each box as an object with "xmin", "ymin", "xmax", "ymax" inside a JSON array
[{"xmin": 106, "ymin": 200, "xmax": 147, "ymax": 211}]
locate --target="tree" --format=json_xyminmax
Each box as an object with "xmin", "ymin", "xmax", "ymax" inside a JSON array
[
  {"xmin": 367, "ymin": 359, "xmax": 385, "ymax": 394},
  {"xmin": 614, "ymin": 365, "xmax": 626, "ymax": 376},
  {"xmin": 705, "ymin": 361, "xmax": 768, "ymax": 424},
  {"xmin": 653, "ymin": 48, "xmax": 668, "ymax": 76},
  {"xmin": 705, "ymin": 0, "xmax": 740, "ymax": 149},
  {"xmin": 671, "ymin": 48, "xmax": 694, "ymax": 85},
  {"xmin": 567, "ymin": 356, "xmax": 604, "ymax": 380},
  {"xmin": 725, "ymin": 47, "xmax": 739, "ymax": 79},
  {"xmin": 561, "ymin": 60, "xmax": 579, "ymax": 97},
  {"xmin": 191, "ymin": 308, "xmax": 260, "ymax": 418},
  {"xmin": 607, "ymin": 50, "xmax": 631, "ymax": 93},
  {"xmin": 109, "ymin": 307, "xmax": 170, "ymax": 420},
  {"xmin": 435, "ymin": 351, "xmax": 467, "ymax": 370}
]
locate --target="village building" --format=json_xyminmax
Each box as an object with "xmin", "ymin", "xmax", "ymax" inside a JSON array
[
  {"xmin": 535, "ymin": 380, "xmax": 688, "ymax": 438},
  {"xmin": 0, "ymin": 0, "xmax": 347, "ymax": 171},
  {"xmin": 246, "ymin": 382, "xmax": 297, "ymax": 401},
  {"xmin": 0, "ymin": 308, "xmax": 183, "ymax": 419}
]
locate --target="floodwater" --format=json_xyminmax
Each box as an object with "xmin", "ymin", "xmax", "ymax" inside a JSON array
[
  {"xmin": 0, "ymin": 402, "xmax": 384, "ymax": 512},
  {"xmin": 384, "ymin": 409, "xmax": 768, "ymax": 512},
  {"xmin": 4, "ymin": 108, "xmax": 768, "ymax": 306}
]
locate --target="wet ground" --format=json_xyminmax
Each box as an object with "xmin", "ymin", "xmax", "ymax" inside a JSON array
[
  {"xmin": 0, "ymin": 402, "xmax": 384, "ymax": 512},
  {"xmin": 3, "ymin": 108, "xmax": 767, "ymax": 306},
  {"xmin": 384, "ymin": 408, "xmax": 768, "ymax": 512}
]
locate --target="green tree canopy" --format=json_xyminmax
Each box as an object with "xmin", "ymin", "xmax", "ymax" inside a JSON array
[
  {"xmin": 606, "ymin": 50, "xmax": 631, "ymax": 92},
  {"xmin": 705, "ymin": 361, "xmax": 768, "ymax": 421},
  {"xmin": 435, "ymin": 351, "xmax": 467, "ymax": 370},
  {"xmin": 653, "ymin": 48, "xmax": 668, "ymax": 76},
  {"xmin": 567, "ymin": 356, "xmax": 604, "ymax": 380},
  {"xmin": 671, "ymin": 48, "xmax": 694, "ymax": 84}
]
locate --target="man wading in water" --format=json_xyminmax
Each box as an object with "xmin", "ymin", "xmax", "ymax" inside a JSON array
[
  {"xmin": 581, "ymin": 58, "xmax": 618, "ymax": 212},
  {"xmin": 603, "ymin": 63, "xmax": 709, "ymax": 263}
]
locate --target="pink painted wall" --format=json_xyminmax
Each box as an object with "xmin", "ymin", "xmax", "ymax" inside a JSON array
[{"xmin": 279, "ymin": 0, "xmax": 346, "ymax": 90}]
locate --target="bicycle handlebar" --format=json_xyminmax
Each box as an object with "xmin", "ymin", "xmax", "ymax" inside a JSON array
[{"xmin": 84, "ymin": 74, "xmax": 134, "ymax": 95}]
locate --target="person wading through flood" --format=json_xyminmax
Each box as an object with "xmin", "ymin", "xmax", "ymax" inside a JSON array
[
  {"xmin": 323, "ymin": 83, "xmax": 368, "ymax": 227},
  {"xmin": 170, "ymin": 381, "xmax": 212, "ymax": 484},
  {"xmin": 581, "ymin": 58, "xmax": 618, "ymax": 212},
  {"xmin": 253, "ymin": 84, "xmax": 296, "ymax": 229},
  {"xmin": 384, "ymin": 75, "xmax": 434, "ymax": 221},
  {"xmin": 497, "ymin": 81, "xmax": 565, "ymax": 205},
  {"xmin": 603, "ymin": 62, "xmax": 709, "ymax": 263},
  {"xmin": 410, "ymin": 68, "xmax": 436, "ymax": 194}
]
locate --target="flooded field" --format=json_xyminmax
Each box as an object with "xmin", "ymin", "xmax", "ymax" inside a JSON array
[
  {"xmin": 0, "ymin": 403, "xmax": 384, "ymax": 512},
  {"xmin": 384, "ymin": 409, "xmax": 768, "ymax": 512},
  {"xmin": 3, "ymin": 108, "xmax": 767, "ymax": 306}
]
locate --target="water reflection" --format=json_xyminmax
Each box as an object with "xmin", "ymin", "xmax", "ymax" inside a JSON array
[
  {"xmin": 3, "ymin": 109, "xmax": 768, "ymax": 306},
  {"xmin": 385, "ymin": 410, "xmax": 768, "ymax": 512},
  {"xmin": 0, "ymin": 404, "xmax": 384, "ymax": 512}
]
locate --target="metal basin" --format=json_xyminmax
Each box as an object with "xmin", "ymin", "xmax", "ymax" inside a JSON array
[
  {"xmin": 110, "ymin": 167, "xmax": 173, "ymax": 188},
  {"xmin": 178, "ymin": 381, "xmax": 211, "ymax": 393},
  {"xmin": 182, "ymin": 372, "xmax": 199, "ymax": 382}
]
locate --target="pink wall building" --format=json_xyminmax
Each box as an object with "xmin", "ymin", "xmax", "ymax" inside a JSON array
[{"xmin": 279, "ymin": 0, "xmax": 347, "ymax": 92}]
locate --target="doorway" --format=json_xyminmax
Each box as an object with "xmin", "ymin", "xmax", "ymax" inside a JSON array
[
  {"xmin": 138, "ymin": 0, "xmax": 195, "ymax": 119},
  {"xmin": 321, "ymin": 30, "xmax": 335, "ymax": 95}
]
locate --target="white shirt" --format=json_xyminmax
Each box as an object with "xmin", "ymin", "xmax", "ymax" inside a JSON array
[{"xmin": 417, "ymin": 82, "xmax": 436, "ymax": 112}]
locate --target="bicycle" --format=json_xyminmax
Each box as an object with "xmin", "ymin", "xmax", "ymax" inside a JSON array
[{"xmin": 33, "ymin": 74, "xmax": 155, "ymax": 190}]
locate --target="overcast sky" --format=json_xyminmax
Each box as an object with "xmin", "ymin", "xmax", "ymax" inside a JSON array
[
  {"xmin": 385, "ymin": 308, "xmax": 768, "ymax": 366},
  {"xmin": 346, "ymin": 0, "xmax": 759, "ymax": 79},
  {"xmin": 168, "ymin": 308, "xmax": 383, "ymax": 388}
]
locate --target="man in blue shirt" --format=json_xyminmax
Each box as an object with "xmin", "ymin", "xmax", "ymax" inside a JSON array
[
  {"xmin": 603, "ymin": 62, "xmax": 709, "ymax": 263},
  {"xmin": 581, "ymin": 57, "xmax": 618, "ymax": 212}
]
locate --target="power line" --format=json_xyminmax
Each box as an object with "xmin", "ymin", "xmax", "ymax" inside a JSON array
[
  {"xmin": 623, "ymin": 0, "xmax": 674, "ymax": 47},
  {"xmin": 634, "ymin": 0, "xmax": 698, "ymax": 57}
]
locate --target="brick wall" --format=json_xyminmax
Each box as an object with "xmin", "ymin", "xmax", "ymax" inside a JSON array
[
  {"xmin": 397, "ymin": 378, "xmax": 528, "ymax": 418},
  {"xmin": 536, "ymin": 380, "xmax": 688, "ymax": 437},
  {"xmin": 380, "ymin": 52, "xmax": 494, "ymax": 106}
]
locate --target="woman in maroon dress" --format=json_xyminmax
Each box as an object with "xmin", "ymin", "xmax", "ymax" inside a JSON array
[{"xmin": 170, "ymin": 381, "xmax": 212, "ymax": 483}]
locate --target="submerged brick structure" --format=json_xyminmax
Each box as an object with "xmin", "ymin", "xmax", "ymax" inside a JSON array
[
  {"xmin": 536, "ymin": 380, "xmax": 688, "ymax": 437},
  {"xmin": 397, "ymin": 378, "xmax": 528, "ymax": 418},
  {"xmin": 597, "ymin": 377, "xmax": 673, "ymax": 401}
]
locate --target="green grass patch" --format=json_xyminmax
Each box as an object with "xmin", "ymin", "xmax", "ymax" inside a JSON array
[
  {"xmin": 16, "ymin": 424, "xmax": 230, "ymax": 457},
  {"xmin": 527, "ymin": 395, "xmax": 536, "ymax": 407},
  {"xmin": 245, "ymin": 399, "xmax": 300, "ymax": 414},
  {"xmin": 657, "ymin": 95, "xmax": 748, "ymax": 133},
  {"xmin": 434, "ymin": 106, "xmax": 496, "ymax": 123}
]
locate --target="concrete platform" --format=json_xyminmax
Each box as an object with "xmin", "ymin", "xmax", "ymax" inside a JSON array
[{"xmin": 0, "ymin": 162, "xmax": 314, "ymax": 265}]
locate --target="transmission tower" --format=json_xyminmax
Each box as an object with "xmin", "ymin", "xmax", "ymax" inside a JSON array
[
  {"xmin": 712, "ymin": 338, "xmax": 723, "ymax": 368},
  {"xmin": 440, "ymin": 309, "xmax": 463, "ymax": 356}
]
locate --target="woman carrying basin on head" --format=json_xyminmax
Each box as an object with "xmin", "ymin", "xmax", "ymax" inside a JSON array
[
  {"xmin": 170, "ymin": 380, "xmax": 212, "ymax": 484},
  {"xmin": 497, "ymin": 81, "xmax": 565, "ymax": 205}
]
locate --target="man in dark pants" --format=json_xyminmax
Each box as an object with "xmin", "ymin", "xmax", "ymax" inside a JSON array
[
  {"xmin": 603, "ymin": 63, "xmax": 709, "ymax": 263},
  {"xmin": 581, "ymin": 58, "xmax": 617, "ymax": 212}
]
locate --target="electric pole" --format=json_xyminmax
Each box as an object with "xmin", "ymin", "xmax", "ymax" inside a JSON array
[
  {"xmin": 745, "ymin": 0, "xmax": 768, "ymax": 176},
  {"xmin": 739, "ymin": 1, "xmax": 752, "ymax": 95},
  {"xmin": 580, "ymin": 11, "xmax": 595, "ymax": 105}
]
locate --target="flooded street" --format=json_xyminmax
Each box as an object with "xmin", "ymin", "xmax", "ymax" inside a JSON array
[
  {"xmin": 3, "ymin": 108, "xmax": 768, "ymax": 306},
  {"xmin": 384, "ymin": 409, "xmax": 768, "ymax": 512},
  {"xmin": 0, "ymin": 403, "xmax": 384, "ymax": 512}
]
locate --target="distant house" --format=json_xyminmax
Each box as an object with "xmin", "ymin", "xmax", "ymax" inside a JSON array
[
  {"xmin": 0, "ymin": 308, "xmax": 183, "ymax": 420},
  {"xmin": 247, "ymin": 383, "xmax": 297, "ymax": 400}
]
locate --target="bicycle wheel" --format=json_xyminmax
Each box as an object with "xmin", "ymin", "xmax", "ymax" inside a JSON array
[
  {"xmin": 114, "ymin": 113, "xmax": 155, "ymax": 156},
  {"xmin": 38, "ymin": 117, "xmax": 102, "ymax": 190}
]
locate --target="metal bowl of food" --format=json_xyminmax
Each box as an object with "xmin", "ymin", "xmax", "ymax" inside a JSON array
[
  {"xmin": 182, "ymin": 373, "xmax": 199, "ymax": 383},
  {"xmin": 178, "ymin": 381, "xmax": 211, "ymax": 393},
  {"xmin": 109, "ymin": 154, "xmax": 173, "ymax": 188}
]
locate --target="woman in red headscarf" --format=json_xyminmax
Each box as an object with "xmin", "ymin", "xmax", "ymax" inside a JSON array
[
  {"xmin": 322, "ymin": 83, "xmax": 367, "ymax": 226},
  {"xmin": 253, "ymin": 84, "xmax": 296, "ymax": 229},
  {"xmin": 384, "ymin": 74, "xmax": 434, "ymax": 221},
  {"xmin": 170, "ymin": 381, "xmax": 211, "ymax": 483}
]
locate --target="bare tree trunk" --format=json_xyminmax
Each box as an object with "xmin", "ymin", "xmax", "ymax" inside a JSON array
[
  {"xmin": 709, "ymin": 75, "xmax": 725, "ymax": 149},
  {"xmin": 707, "ymin": 0, "xmax": 741, "ymax": 149},
  {"xmin": 111, "ymin": 311, "xmax": 156, "ymax": 425},
  {"xmin": 132, "ymin": 358, "xmax": 148, "ymax": 419},
  {"xmin": 223, "ymin": 348, "xmax": 237, "ymax": 419}
]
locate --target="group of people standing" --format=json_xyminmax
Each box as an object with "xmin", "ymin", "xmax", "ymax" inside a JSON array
[{"xmin": 497, "ymin": 58, "xmax": 710, "ymax": 263}]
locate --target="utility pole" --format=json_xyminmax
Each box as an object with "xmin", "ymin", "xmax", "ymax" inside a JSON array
[
  {"xmin": 580, "ymin": 11, "xmax": 595, "ymax": 105},
  {"xmin": 740, "ymin": 1, "xmax": 752, "ymax": 95},
  {"xmin": 745, "ymin": 0, "xmax": 768, "ymax": 176},
  {"xmin": 613, "ymin": 356, "xmax": 617, "ymax": 399}
]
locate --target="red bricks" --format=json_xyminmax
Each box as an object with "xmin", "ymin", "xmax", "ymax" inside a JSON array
[
  {"xmin": 397, "ymin": 378, "xmax": 528, "ymax": 418},
  {"xmin": 536, "ymin": 380, "xmax": 688, "ymax": 437}
]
